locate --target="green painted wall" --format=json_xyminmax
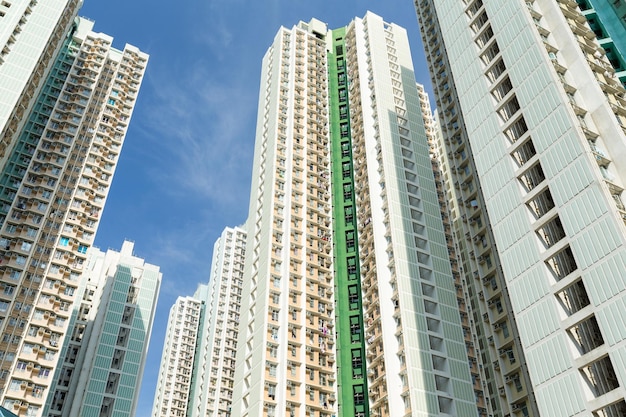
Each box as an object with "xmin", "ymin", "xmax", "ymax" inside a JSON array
[{"xmin": 328, "ymin": 28, "xmax": 369, "ymax": 417}]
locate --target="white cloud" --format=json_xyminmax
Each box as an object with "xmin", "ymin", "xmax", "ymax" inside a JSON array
[{"xmin": 136, "ymin": 58, "xmax": 256, "ymax": 212}]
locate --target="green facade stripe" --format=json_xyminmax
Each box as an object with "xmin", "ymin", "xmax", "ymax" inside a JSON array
[{"xmin": 328, "ymin": 27, "xmax": 369, "ymax": 417}]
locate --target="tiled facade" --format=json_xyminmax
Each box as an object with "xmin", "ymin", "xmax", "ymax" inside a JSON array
[
  {"xmin": 415, "ymin": 0, "xmax": 626, "ymax": 415},
  {"xmin": 43, "ymin": 241, "xmax": 161, "ymax": 417}
]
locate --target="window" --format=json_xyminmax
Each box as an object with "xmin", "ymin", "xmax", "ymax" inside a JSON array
[
  {"xmin": 511, "ymin": 138, "xmax": 536, "ymax": 167},
  {"xmin": 518, "ymin": 162, "xmax": 545, "ymax": 192},
  {"xmin": 475, "ymin": 25, "xmax": 494, "ymax": 48},
  {"xmin": 556, "ymin": 279, "xmax": 590, "ymax": 316},
  {"xmin": 480, "ymin": 41, "xmax": 500, "ymax": 65},
  {"xmin": 344, "ymin": 206, "xmax": 354, "ymax": 225},
  {"xmin": 350, "ymin": 316, "xmax": 361, "ymax": 343},
  {"xmin": 527, "ymin": 188, "xmax": 555, "ymax": 219},
  {"xmin": 546, "ymin": 246, "xmax": 577, "ymax": 280},
  {"xmin": 486, "ymin": 58, "xmax": 506, "ymax": 83},
  {"xmin": 353, "ymin": 385, "xmax": 365, "ymax": 405},
  {"xmin": 497, "ymin": 96, "xmax": 520, "ymax": 122},
  {"xmin": 31, "ymin": 385, "xmax": 44, "ymax": 398},
  {"xmin": 8, "ymin": 379, "xmax": 21, "ymax": 391},
  {"xmin": 567, "ymin": 315, "xmax": 604, "ymax": 354},
  {"xmin": 59, "ymin": 237, "xmax": 69, "ymax": 246},
  {"xmin": 536, "ymin": 216, "xmax": 566, "ymax": 248},
  {"xmin": 342, "ymin": 162, "xmax": 351, "ymax": 178},
  {"xmin": 267, "ymin": 383, "xmax": 276, "ymax": 400},
  {"xmin": 348, "ymin": 285, "xmax": 359, "ymax": 310},
  {"xmin": 346, "ymin": 231, "xmax": 355, "ymax": 252},
  {"xmin": 347, "ymin": 256, "xmax": 357, "ymax": 278}
]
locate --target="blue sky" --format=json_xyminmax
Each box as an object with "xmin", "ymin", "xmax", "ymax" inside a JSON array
[{"xmin": 79, "ymin": 0, "xmax": 433, "ymax": 415}]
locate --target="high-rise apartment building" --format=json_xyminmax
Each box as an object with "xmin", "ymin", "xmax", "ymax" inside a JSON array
[
  {"xmin": 151, "ymin": 290, "xmax": 205, "ymax": 417},
  {"xmin": 0, "ymin": 13, "xmax": 147, "ymax": 416},
  {"xmin": 185, "ymin": 226, "xmax": 246, "ymax": 417},
  {"xmin": 152, "ymin": 226, "xmax": 246, "ymax": 417},
  {"xmin": 0, "ymin": 0, "xmax": 82, "ymax": 166},
  {"xmin": 415, "ymin": 0, "xmax": 626, "ymax": 416},
  {"xmin": 42, "ymin": 240, "xmax": 161, "ymax": 417},
  {"xmin": 152, "ymin": 227, "xmax": 246, "ymax": 417},
  {"xmin": 230, "ymin": 11, "xmax": 478, "ymax": 417}
]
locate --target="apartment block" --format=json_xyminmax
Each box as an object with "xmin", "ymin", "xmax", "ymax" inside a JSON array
[
  {"xmin": 0, "ymin": 14, "xmax": 147, "ymax": 416},
  {"xmin": 229, "ymin": 11, "xmax": 478, "ymax": 417},
  {"xmin": 152, "ymin": 227, "xmax": 247, "ymax": 417},
  {"xmin": 188, "ymin": 227, "xmax": 246, "ymax": 417},
  {"xmin": 230, "ymin": 16, "xmax": 336, "ymax": 417},
  {"xmin": 415, "ymin": 0, "xmax": 626, "ymax": 415},
  {"xmin": 43, "ymin": 241, "xmax": 161, "ymax": 417},
  {"xmin": 151, "ymin": 291, "xmax": 204, "ymax": 417},
  {"xmin": 0, "ymin": 0, "xmax": 82, "ymax": 168}
]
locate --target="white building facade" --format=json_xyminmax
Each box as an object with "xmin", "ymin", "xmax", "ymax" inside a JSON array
[
  {"xmin": 188, "ymin": 226, "xmax": 246, "ymax": 417},
  {"xmin": 151, "ymin": 292, "xmax": 204, "ymax": 417},
  {"xmin": 43, "ymin": 241, "xmax": 161, "ymax": 417},
  {"xmin": 415, "ymin": 0, "xmax": 626, "ymax": 415},
  {"xmin": 230, "ymin": 17, "xmax": 337, "ymax": 417}
]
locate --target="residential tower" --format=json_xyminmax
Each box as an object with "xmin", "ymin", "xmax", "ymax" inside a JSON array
[
  {"xmin": 0, "ymin": 15, "xmax": 147, "ymax": 416},
  {"xmin": 415, "ymin": 0, "xmax": 626, "ymax": 415},
  {"xmin": 230, "ymin": 12, "xmax": 478, "ymax": 417},
  {"xmin": 43, "ymin": 241, "xmax": 161, "ymax": 417}
]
